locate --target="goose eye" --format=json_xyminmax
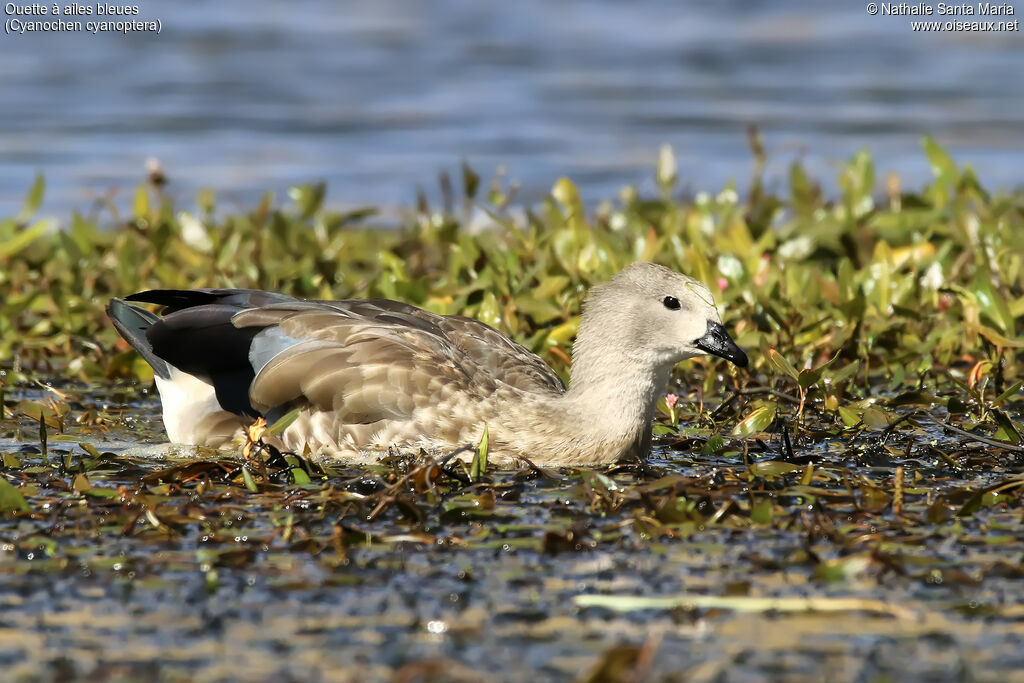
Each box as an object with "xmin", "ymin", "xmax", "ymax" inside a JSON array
[{"xmin": 662, "ymin": 296, "xmax": 681, "ymax": 311}]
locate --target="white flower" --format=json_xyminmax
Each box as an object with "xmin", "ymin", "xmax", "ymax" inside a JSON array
[
  {"xmin": 178, "ymin": 212, "xmax": 212, "ymax": 253},
  {"xmin": 919, "ymin": 262, "xmax": 944, "ymax": 291}
]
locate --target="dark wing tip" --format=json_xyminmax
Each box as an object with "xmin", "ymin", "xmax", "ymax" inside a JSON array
[{"xmin": 106, "ymin": 298, "xmax": 172, "ymax": 379}]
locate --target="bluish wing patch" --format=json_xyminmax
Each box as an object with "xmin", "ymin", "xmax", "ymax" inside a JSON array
[{"xmin": 249, "ymin": 326, "xmax": 309, "ymax": 376}]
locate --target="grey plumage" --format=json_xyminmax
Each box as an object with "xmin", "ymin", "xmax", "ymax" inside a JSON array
[{"xmin": 107, "ymin": 262, "xmax": 747, "ymax": 465}]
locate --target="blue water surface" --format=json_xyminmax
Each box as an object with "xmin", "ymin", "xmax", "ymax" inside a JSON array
[{"xmin": 1, "ymin": 0, "xmax": 1022, "ymax": 217}]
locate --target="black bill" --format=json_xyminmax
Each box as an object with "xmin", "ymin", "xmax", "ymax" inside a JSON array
[{"xmin": 694, "ymin": 320, "xmax": 748, "ymax": 368}]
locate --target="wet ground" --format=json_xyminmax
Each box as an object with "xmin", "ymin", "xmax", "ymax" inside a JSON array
[{"xmin": 1, "ymin": 382, "xmax": 1023, "ymax": 682}]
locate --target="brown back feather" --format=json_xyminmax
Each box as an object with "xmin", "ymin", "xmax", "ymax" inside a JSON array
[{"xmin": 233, "ymin": 299, "xmax": 564, "ymax": 425}]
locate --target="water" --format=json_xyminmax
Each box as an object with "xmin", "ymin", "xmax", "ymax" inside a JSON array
[
  {"xmin": 1, "ymin": 0, "xmax": 1023, "ymax": 217},
  {"xmin": 2, "ymin": 382, "xmax": 1023, "ymax": 680}
]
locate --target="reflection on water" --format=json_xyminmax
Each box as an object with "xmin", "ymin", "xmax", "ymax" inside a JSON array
[{"xmin": 1, "ymin": 0, "xmax": 1022, "ymax": 215}]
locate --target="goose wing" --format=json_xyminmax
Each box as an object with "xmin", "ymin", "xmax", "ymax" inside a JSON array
[
  {"xmin": 235, "ymin": 302, "xmax": 497, "ymax": 426},
  {"xmin": 120, "ymin": 290, "xmax": 564, "ymax": 429},
  {"xmin": 302, "ymin": 299, "xmax": 563, "ymax": 393},
  {"xmin": 434, "ymin": 315, "xmax": 565, "ymax": 393},
  {"xmin": 236, "ymin": 299, "xmax": 565, "ymax": 419}
]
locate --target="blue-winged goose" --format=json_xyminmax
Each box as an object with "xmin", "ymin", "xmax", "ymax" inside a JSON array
[{"xmin": 107, "ymin": 262, "xmax": 747, "ymax": 466}]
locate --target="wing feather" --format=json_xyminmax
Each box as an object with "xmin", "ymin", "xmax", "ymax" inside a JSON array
[
  {"xmin": 245, "ymin": 306, "xmax": 489, "ymax": 427},
  {"xmin": 438, "ymin": 316, "xmax": 565, "ymax": 393},
  {"xmin": 140, "ymin": 292, "xmax": 565, "ymax": 435}
]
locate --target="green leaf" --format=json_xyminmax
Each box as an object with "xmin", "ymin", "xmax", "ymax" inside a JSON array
[
  {"xmin": 767, "ymin": 349, "xmax": 799, "ymax": 382},
  {"xmin": 514, "ymin": 296, "xmax": 563, "ymax": 325},
  {"xmin": 862, "ymin": 407, "xmax": 892, "ymax": 428},
  {"xmin": 0, "ymin": 478, "xmax": 30, "ymax": 513},
  {"xmin": 20, "ymin": 173, "xmax": 44, "ymax": 220},
  {"xmin": 461, "ymin": 161, "xmax": 479, "ymax": 200},
  {"xmin": 973, "ymin": 272, "xmax": 1015, "ymax": 335},
  {"xmin": 731, "ymin": 405, "xmax": 777, "ymax": 438},
  {"xmin": 700, "ymin": 433, "xmax": 725, "ymax": 455},
  {"xmin": 133, "ymin": 185, "xmax": 150, "ymax": 221},
  {"xmin": 969, "ymin": 323, "xmax": 1024, "ymax": 349},
  {"xmin": 993, "ymin": 381, "xmax": 1024, "ymax": 406},
  {"xmin": 551, "ymin": 177, "xmax": 585, "ymax": 231},
  {"xmin": 476, "ymin": 291, "xmax": 502, "ymax": 330},
  {"xmin": 956, "ymin": 479, "xmax": 1024, "ymax": 517},
  {"xmin": 991, "ymin": 410, "xmax": 1022, "ymax": 444},
  {"xmin": 268, "ymin": 408, "xmax": 301, "ymax": 436},
  {"xmin": 84, "ymin": 488, "xmax": 121, "ymax": 499},
  {"xmin": 858, "ymin": 484, "xmax": 891, "ymax": 512},
  {"xmin": 551, "ymin": 177, "xmax": 581, "ymax": 210},
  {"xmin": 946, "ymin": 397, "xmax": 969, "ymax": 415},
  {"xmin": 749, "ymin": 461, "xmax": 802, "ymax": 478},
  {"xmin": 926, "ymin": 498, "xmax": 950, "ymax": 524},
  {"xmin": 241, "ymin": 466, "xmax": 259, "ymax": 493},
  {"xmin": 829, "ymin": 361, "xmax": 861, "ymax": 388},
  {"xmin": 0, "ymin": 220, "xmax": 50, "ymax": 260},
  {"xmin": 289, "ymin": 182, "xmax": 326, "ymax": 218},
  {"xmin": 922, "ymin": 135, "xmax": 957, "ymax": 181},
  {"xmin": 838, "ymin": 405, "xmax": 861, "ymax": 427},
  {"xmin": 798, "ymin": 352, "xmax": 840, "ymax": 391},
  {"xmin": 887, "ymin": 391, "xmax": 942, "ymax": 407},
  {"xmin": 750, "ymin": 497, "xmax": 774, "ymax": 524},
  {"xmin": 470, "ymin": 424, "xmax": 489, "ymax": 482},
  {"xmin": 532, "ymin": 275, "xmax": 571, "ymax": 300},
  {"xmin": 588, "ymin": 471, "xmax": 619, "ymax": 492}
]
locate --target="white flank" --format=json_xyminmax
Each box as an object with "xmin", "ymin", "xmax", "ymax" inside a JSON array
[{"xmin": 154, "ymin": 366, "xmax": 223, "ymax": 444}]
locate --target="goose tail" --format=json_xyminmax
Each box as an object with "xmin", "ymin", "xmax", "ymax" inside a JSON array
[{"xmin": 106, "ymin": 298, "xmax": 172, "ymax": 380}]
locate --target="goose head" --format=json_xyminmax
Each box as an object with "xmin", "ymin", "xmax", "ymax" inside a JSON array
[{"xmin": 572, "ymin": 262, "xmax": 748, "ymax": 386}]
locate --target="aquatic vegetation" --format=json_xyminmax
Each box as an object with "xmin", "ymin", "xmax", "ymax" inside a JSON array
[{"xmin": 0, "ymin": 138, "xmax": 1022, "ymax": 679}]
